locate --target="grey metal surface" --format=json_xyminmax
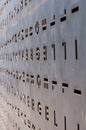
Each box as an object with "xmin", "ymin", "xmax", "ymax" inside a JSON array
[{"xmin": 0, "ymin": 0, "xmax": 86, "ymax": 130}]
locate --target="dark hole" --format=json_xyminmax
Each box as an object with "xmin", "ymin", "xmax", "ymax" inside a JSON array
[
  {"xmin": 74, "ymin": 89, "xmax": 81, "ymax": 95},
  {"xmin": 71, "ymin": 6, "xmax": 79, "ymax": 13},
  {"xmin": 60, "ymin": 16, "xmax": 66, "ymax": 22},
  {"xmin": 62, "ymin": 83, "xmax": 68, "ymax": 88}
]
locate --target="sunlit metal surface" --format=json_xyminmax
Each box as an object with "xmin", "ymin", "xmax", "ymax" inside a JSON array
[{"xmin": 0, "ymin": 0, "xmax": 86, "ymax": 130}]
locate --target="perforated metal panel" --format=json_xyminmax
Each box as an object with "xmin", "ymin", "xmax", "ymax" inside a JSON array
[{"xmin": 0, "ymin": 0, "xmax": 86, "ymax": 130}]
